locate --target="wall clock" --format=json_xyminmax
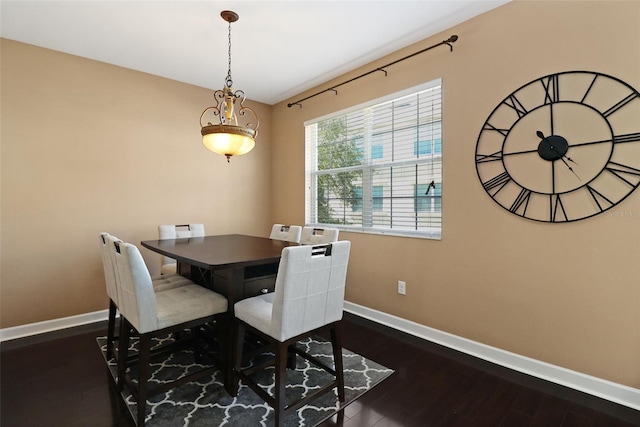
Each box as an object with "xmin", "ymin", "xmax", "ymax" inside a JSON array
[{"xmin": 475, "ymin": 70, "xmax": 640, "ymax": 222}]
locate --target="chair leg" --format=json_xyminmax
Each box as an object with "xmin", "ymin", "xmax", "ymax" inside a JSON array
[
  {"xmin": 286, "ymin": 345, "xmax": 297, "ymax": 369},
  {"xmin": 216, "ymin": 314, "xmax": 230, "ymax": 381},
  {"xmin": 230, "ymin": 322, "xmax": 245, "ymax": 397},
  {"xmin": 107, "ymin": 299, "xmax": 117, "ymax": 360},
  {"xmin": 274, "ymin": 341, "xmax": 288, "ymax": 427},
  {"xmin": 330, "ymin": 324, "xmax": 345, "ymax": 402},
  {"xmin": 191, "ymin": 327, "xmax": 202, "ymax": 364},
  {"xmin": 117, "ymin": 318, "xmax": 131, "ymax": 392},
  {"xmin": 136, "ymin": 334, "xmax": 152, "ymax": 427}
]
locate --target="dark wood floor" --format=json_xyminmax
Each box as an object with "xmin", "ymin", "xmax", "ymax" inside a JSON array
[{"xmin": 1, "ymin": 313, "xmax": 638, "ymax": 427}]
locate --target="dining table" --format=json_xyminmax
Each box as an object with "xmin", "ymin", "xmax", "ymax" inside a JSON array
[
  {"xmin": 140, "ymin": 233, "xmax": 297, "ymax": 392},
  {"xmin": 141, "ymin": 233, "xmax": 297, "ymax": 308}
]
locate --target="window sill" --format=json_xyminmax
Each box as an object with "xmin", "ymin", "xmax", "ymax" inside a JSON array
[{"xmin": 309, "ymin": 224, "xmax": 441, "ymax": 241}]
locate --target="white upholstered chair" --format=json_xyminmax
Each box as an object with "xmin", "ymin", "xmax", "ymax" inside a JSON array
[
  {"xmin": 232, "ymin": 241, "xmax": 351, "ymax": 426},
  {"xmin": 269, "ymin": 224, "xmax": 302, "ymax": 243},
  {"xmin": 99, "ymin": 233, "xmax": 122, "ymax": 360},
  {"xmin": 99, "ymin": 233, "xmax": 194, "ymax": 360},
  {"xmin": 300, "ymin": 226, "xmax": 339, "ymax": 245},
  {"xmin": 112, "ymin": 239, "xmax": 227, "ymax": 426},
  {"xmin": 158, "ymin": 224, "xmax": 205, "ymax": 275}
]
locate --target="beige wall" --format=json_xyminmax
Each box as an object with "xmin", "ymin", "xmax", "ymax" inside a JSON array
[
  {"xmin": 271, "ymin": 1, "xmax": 640, "ymax": 388},
  {"xmin": 1, "ymin": 39, "xmax": 273, "ymax": 328},
  {"xmin": 2, "ymin": 0, "xmax": 639, "ymax": 390}
]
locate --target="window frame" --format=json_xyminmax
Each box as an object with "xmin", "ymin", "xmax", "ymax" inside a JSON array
[{"xmin": 305, "ymin": 80, "xmax": 443, "ymax": 240}]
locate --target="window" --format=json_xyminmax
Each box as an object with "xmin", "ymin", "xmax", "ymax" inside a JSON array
[
  {"xmin": 305, "ymin": 79, "xmax": 442, "ymax": 239},
  {"xmin": 353, "ymin": 186, "xmax": 384, "ymax": 212},
  {"xmin": 356, "ymin": 144, "xmax": 384, "ymax": 160},
  {"xmin": 372, "ymin": 145, "xmax": 384, "ymax": 159},
  {"xmin": 414, "ymin": 136, "xmax": 442, "ymax": 156},
  {"xmin": 415, "ymin": 182, "xmax": 442, "ymax": 212}
]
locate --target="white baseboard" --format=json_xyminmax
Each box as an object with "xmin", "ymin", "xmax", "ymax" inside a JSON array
[
  {"xmin": 2, "ymin": 304, "xmax": 638, "ymax": 411},
  {"xmin": 344, "ymin": 301, "xmax": 640, "ymax": 411},
  {"xmin": 0, "ymin": 310, "xmax": 109, "ymax": 342}
]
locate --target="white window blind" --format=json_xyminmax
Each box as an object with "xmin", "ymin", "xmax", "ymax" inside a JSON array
[{"xmin": 305, "ymin": 79, "xmax": 442, "ymax": 239}]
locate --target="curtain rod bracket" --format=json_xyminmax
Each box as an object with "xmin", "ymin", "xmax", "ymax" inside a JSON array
[
  {"xmin": 444, "ymin": 34, "xmax": 458, "ymax": 51},
  {"xmin": 287, "ymin": 35, "xmax": 459, "ymax": 108}
]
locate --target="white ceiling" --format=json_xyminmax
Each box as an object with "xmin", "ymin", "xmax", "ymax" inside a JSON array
[{"xmin": 1, "ymin": 0, "xmax": 510, "ymax": 105}]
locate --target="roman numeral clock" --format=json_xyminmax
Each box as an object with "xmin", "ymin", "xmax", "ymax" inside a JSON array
[{"xmin": 475, "ymin": 71, "xmax": 640, "ymax": 222}]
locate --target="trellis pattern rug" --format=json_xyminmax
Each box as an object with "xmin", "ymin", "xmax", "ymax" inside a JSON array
[{"xmin": 97, "ymin": 335, "xmax": 393, "ymax": 426}]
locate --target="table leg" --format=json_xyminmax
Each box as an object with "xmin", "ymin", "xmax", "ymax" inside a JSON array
[{"xmin": 223, "ymin": 266, "xmax": 244, "ymax": 395}]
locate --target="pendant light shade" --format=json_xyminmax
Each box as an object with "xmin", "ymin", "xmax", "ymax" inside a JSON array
[
  {"xmin": 200, "ymin": 11, "xmax": 258, "ymax": 162},
  {"xmin": 201, "ymin": 124, "xmax": 255, "ymax": 157}
]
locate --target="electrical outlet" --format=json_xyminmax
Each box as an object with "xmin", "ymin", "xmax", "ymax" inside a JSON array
[{"xmin": 398, "ymin": 280, "xmax": 406, "ymax": 295}]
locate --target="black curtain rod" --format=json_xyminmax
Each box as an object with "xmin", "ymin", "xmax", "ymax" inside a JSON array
[{"xmin": 287, "ymin": 35, "xmax": 458, "ymax": 108}]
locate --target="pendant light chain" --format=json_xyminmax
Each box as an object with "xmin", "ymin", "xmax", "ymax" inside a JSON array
[
  {"xmin": 200, "ymin": 10, "xmax": 258, "ymax": 162},
  {"xmin": 225, "ymin": 20, "xmax": 233, "ymax": 88}
]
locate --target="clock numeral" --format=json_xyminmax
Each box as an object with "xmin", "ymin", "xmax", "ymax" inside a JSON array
[
  {"xmin": 482, "ymin": 122, "xmax": 509, "ymax": 136},
  {"xmin": 483, "ymin": 171, "xmax": 511, "ymax": 194},
  {"xmin": 550, "ymin": 194, "xmax": 568, "ymax": 222},
  {"xmin": 509, "ymin": 188, "xmax": 531, "ymax": 215},
  {"xmin": 614, "ymin": 132, "xmax": 640, "ymax": 144},
  {"xmin": 586, "ymin": 185, "xmax": 614, "ymax": 213},
  {"xmin": 604, "ymin": 161, "xmax": 640, "ymax": 187},
  {"xmin": 602, "ymin": 92, "xmax": 639, "ymax": 117},
  {"xmin": 541, "ymin": 75, "xmax": 559, "ymax": 104},
  {"xmin": 476, "ymin": 150, "xmax": 503, "ymax": 163},
  {"xmin": 502, "ymin": 94, "xmax": 528, "ymax": 118},
  {"xmin": 580, "ymin": 74, "xmax": 598, "ymax": 103}
]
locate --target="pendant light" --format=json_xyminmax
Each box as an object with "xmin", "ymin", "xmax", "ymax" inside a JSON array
[{"xmin": 200, "ymin": 10, "xmax": 258, "ymax": 162}]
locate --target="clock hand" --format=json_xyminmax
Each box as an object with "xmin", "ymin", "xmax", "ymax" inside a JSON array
[
  {"xmin": 536, "ymin": 130, "xmax": 580, "ymax": 180},
  {"xmin": 564, "ymin": 155, "xmax": 578, "ymax": 165},
  {"xmin": 558, "ymin": 156, "xmax": 580, "ymax": 180},
  {"xmin": 550, "ymin": 146, "xmax": 578, "ymax": 165},
  {"xmin": 536, "ymin": 130, "xmax": 579, "ymax": 165}
]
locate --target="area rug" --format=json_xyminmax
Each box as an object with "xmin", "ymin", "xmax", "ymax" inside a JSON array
[{"xmin": 97, "ymin": 335, "xmax": 393, "ymax": 426}]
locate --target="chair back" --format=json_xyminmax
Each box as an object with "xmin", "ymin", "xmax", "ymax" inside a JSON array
[
  {"xmin": 270, "ymin": 241, "xmax": 350, "ymax": 341},
  {"xmin": 269, "ymin": 224, "xmax": 302, "ymax": 243},
  {"xmin": 99, "ymin": 233, "xmax": 121, "ymax": 306},
  {"xmin": 158, "ymin": 224, "xmax": 206, "ymax": 266},
  {"xmin": 300, "ymin": 226, "xmax": 339, "ymax": 245},
  {"xmin": 112, "ymin": 240, "xmax": 159, "ymax": 334}
]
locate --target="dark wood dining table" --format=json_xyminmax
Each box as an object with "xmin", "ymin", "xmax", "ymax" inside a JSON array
[
  {"xmin": 141, "ymin": 233, "xmax": 296, "ymax": 307},
  {"xmin": 140, "ymin": 234, "xmax": 296, "ymax": 392}
]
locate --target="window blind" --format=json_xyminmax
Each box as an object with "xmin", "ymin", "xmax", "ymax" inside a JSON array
[{"xmin": 305, "ymin": 79, "xmax": 442, "ymax": 239}]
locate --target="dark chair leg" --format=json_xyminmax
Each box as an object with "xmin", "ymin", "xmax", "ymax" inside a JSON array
[
  {"xmin": 274, "ymin": 341, "xmax": 288, "ymax": 427},
  {"xmin": 230, "ymin": 322, "xmax": 245, "ymax": 396},
  {"xmin": 330, "ymin": 324, "xmax": 345, "ymax": 401},
  {"xmin": 286, "ymin": 345, "xmax": 297, "ymax": 369},
  {"xmin": 136, "ymin": 334, "xmax": 152, "ymax": 427},
  {"xmin": 107, "ymin": 299, "xmax": 117, "ymax": 360},
  {"xmin": 117, "ymin": 318, "xmax": 131, "ymax": 392},
  {"xmin": 191, "ymin": 327, "xmax": 202, "ymax": 364},
  {"xmin": 107, "ymin": 367, "xmax": 128, "ymax": 413},
  {"xmin": 215, "ymin": 314, "xmax": 230, "ymax": 375},
  {"xmin": 222, "ymin": 314, "xmax": 234, "ymax": 396}
]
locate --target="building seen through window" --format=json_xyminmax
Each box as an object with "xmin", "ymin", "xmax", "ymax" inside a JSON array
[{"xmin": 305, "ymin": 79, "xmax": 442, "ymax": 239}]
